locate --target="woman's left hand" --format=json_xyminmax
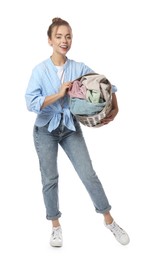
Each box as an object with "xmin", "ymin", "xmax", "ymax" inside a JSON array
[{"xmin": 101, "ymin": 108, "xmax": 118, "ymax": 125}]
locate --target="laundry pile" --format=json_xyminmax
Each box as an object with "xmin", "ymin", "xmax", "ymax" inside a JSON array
[{"xmin": 68, "ymin": 73, "xmax": 112, "ymax": 127}]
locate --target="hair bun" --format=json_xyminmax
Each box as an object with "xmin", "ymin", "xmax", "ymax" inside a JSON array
[{"xmin": 52, "ymin": 17, "xmax": 63, "ymax": 23}]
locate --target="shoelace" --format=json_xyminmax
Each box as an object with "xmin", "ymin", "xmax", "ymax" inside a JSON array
[
  {"xmin": 52, "ymin": 228, "xmax": 62, "ymax": 240},
  {"xmin": 110, "ymin": 222, "xmax": 125, "ymax": 238}
]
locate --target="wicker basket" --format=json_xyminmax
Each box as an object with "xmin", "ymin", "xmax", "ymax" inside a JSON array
[
  {"xmin": 75, "ymin": 98, "xmax": 112, "ymax": 127},
  {"xmin": 70, "ymin": 73, "xmax": 112, "ymax": 128}
]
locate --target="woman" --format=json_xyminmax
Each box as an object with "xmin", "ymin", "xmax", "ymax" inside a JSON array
[{"xmin": 25, "ymin": 17, "xmax": 130, "ymax": 247}]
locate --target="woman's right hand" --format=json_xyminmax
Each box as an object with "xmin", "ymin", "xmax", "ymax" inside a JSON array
[{"xmin": 59, "ymin": 81, "xmax": 72, "ymax": 97}]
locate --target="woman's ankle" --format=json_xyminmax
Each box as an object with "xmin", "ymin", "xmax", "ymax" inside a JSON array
[
  {"xmin": 104, "ymin": 212, "xmax": 113, "ymax": 225},
  {"xmin": 52, "ymin": 219, "xmax": 61, "ymax": 228}
]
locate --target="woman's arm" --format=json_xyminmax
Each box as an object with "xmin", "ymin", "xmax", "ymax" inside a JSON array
[
  {"xmin": 101, "ymin": 93, "xmax": 119, "ymax": 125},
  {"xmin": 41, "ymin": 81, "xmax": 72, "ymax": 109}
]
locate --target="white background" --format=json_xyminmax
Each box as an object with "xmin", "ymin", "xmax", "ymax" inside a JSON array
[{"xmin": 0, "ymin": 0, "xmax": 149, "ymax": 259}]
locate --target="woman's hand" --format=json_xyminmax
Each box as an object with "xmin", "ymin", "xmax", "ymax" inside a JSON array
[
  {"xmin": 101, "ymin": 93, "xmax": 119, "ymax": 125},
  {"xmin": 101, "ymin": 108, "xmax": 119, "ymax": 125},
  {"xmin": 59, "ymin": 81, "xmax": 72, "ymax": 97}
]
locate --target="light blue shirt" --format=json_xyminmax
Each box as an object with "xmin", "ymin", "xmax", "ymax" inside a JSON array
[{"xmin": 25, "ymin": 58, "xmax": 117, "ymax": 132}]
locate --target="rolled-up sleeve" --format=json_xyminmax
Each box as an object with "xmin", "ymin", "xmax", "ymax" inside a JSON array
[
  {"xmin": 25, "ymin": 68, "xmax": 45, "ymax": 113},
  {"xmin": 112, "ymin": 84, "xmax": 117, "ymax": 93}
]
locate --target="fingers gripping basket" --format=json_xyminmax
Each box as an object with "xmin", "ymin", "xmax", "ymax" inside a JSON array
[{"xmin": 69, "ymin": 73, "xmax": 112, "ymax": 128}]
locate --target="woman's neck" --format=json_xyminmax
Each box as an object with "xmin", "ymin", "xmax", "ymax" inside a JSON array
[{"xmin": 50, "ymin": 54, "xmax": 67, "ymax": 66}]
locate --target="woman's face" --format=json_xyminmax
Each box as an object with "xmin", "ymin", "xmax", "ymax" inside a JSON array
[{"xmin": 48, "ymin": 25, "xmax": 72, "ymax": 55}]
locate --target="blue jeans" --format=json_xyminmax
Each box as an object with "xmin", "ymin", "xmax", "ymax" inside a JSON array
[{"xmin": 33, "ymin": 117, "xmax": 111, "ymax": 220}]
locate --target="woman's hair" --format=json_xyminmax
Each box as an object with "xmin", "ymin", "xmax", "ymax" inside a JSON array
[{"xmin": 47, "ymin": 17, "xmax": 72, "ymax": 38}]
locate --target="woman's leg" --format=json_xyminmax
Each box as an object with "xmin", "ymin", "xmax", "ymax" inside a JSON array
[
  {"xmin": 60, "ymin": 120, "xmax": 111, "ymax": 215},
  {"xmin": 33, "ymin": 124, "xmax": 61, "ymax": 221},
  {"xmin": 60, "ymin": 121, "xmax": 130, "ymax": 245}
]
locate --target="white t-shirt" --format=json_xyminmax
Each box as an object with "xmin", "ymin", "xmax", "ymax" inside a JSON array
[{"xmin": 55, "ymin": 65, "xmax": 64, "ymax": 83}]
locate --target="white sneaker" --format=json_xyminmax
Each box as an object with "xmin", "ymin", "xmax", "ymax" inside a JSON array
[
  {"xmin": 50, "ymin": 226, "xmax": 63, "ymax": 247},
  {"xmin": 105, "ymin": 220, "xmax": 130, "ymax": 245}
]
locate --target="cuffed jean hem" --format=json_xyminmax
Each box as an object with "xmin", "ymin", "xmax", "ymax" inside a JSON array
[
  {"xmin": 95, "ymin": 205, "xmax": 112, "ymax": 214},
  {"xmin": 46, "ymin": 212, "xmax": 62, "ymax": 221}
]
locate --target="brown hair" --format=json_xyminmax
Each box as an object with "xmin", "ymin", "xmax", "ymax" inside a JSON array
[{"xmin": 47, "ymin": 17, "xmax": 72, "ymax": 39}]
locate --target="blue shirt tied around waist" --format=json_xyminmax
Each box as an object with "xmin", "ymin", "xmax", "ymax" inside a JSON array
[{"xmin": 25, "ymin": 58, "xmax": 117, "ymax": 132}]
